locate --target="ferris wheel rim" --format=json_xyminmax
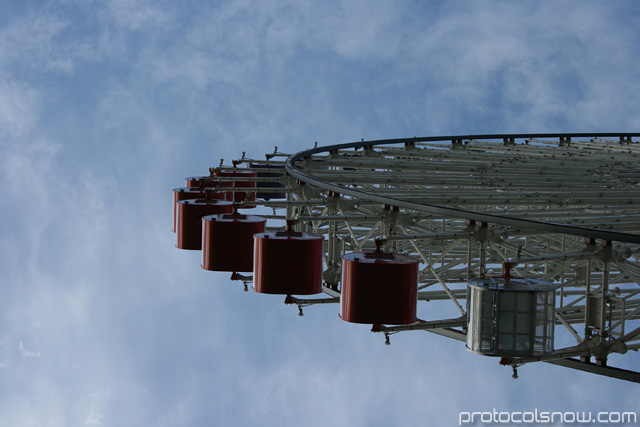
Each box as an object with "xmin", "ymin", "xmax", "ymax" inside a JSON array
[{"xmin": 285, "ymin": 133, "xmax": 640, "ymax": 244}]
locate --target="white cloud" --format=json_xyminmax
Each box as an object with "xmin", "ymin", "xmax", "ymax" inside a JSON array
[
  {"xmin": 0, "ymin": 79, "xmax": 41, "ymax": 137},
  {"xmin": 0, "ymin": 9, "xmax": 74, "ymax": 73},
  {"xmin": 18, "ymin": 342, "xmax": 41, "ymax": 358},
  {"xmin": 100, "ymin": 0, "xmax": 171, "ymax": 31}
]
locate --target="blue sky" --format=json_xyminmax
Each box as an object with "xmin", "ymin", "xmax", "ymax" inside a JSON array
[{"xmin": 1, "ymin": 1, "xmax": 639, "ymax": 426}]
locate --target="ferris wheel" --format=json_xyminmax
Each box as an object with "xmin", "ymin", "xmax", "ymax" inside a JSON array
[{"xmin": 173, "ymin": 133, "xmax": 640, "ymax": 382}]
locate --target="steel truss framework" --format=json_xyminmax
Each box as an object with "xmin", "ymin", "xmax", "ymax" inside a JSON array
[{"xmin": 201, "ymin": 133, "xmax": 640, "ymax": 382}]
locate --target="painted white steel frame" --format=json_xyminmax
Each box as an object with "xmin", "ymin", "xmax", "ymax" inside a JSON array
[{"xmin": 215, "ymin": 133, "xmax": 640, "ymax": 382}]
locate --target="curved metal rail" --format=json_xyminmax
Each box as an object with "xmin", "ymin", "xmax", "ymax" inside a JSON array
[{"xmin": 285, "ymin": 133, "xmax": 640, "ymax": 244}]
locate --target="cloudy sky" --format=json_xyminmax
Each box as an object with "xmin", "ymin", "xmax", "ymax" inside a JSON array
[{"xmin": 1, "ymin": 1, "xmax": 639, "ymax": 426}]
